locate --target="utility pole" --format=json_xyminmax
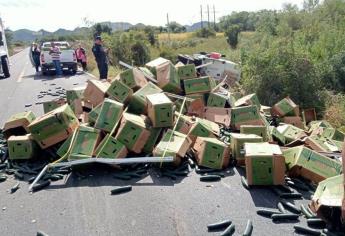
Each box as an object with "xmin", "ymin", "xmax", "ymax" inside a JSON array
[
  {"xmin": 212, "ymin": 5, "xmax": 218, "ymax": 30},
  {"xmin": 166, "ymin": 13, "xmax": 171, "ymax": 42},
  {"xmin": 207, "ymin": 5, "xmax": 210, "ymax": 28},
  {"xmin": 200, "ymin": 5, "xmax": 203, "ymax": 28}
]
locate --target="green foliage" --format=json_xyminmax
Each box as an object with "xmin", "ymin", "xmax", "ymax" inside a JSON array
[
  {"xmin": 92, "ymin": 23, "xmax": 112, "ymax": 38},
  {"xmin": 101, "ymin": 31, "xmax": 151, "ymax": 66},
  {"xmin": 225, "ymin": 25, "xmax": 240, "ymax": 48},
  {"xmin": 158, "ymin": 47, "xmax": 177, "ymax": 62},
  {"xmin": 195, "ymin": 28, "xmax": 216, "ymax": 38},
  {"xmin": 166, "ymin": 21, "xmax": 186, "ymax": 33},
  {"xmin": 144, "ymin": 26, "xmax": 157, "ymax": 46}
]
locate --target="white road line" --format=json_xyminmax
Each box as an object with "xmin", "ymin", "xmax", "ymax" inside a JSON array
[{"xmin": 17, "ymin": 62, "xmax": 29, "ymax": 83}]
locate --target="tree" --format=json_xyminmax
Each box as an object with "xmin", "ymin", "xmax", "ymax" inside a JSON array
[
  {"xmin": 195, "ymin": 27, "xmax": 216, "ymax": 38},
  {"xmin": 225, "ymin": 25, "xmax": 240, "ymax": 48},
  {"xmin": 144, "ymin": 26, "xmax": 157, "ymax": 46},
  {"xmin": 4, "ymin": 29, "xmax": 13, "ymax": 46},
  {"xmin": 131, "ymin": 41, "xmax": 150, "ymax": 66},
  {"xmin": 303, "ymin": 0, "xmax": 319, "ymax": 11},
  {"xmin": 166, "ymin": 21, "xmax": 185, "ymax": 33},
  {"xmin": 92, "ymin": 23, "xmax": 112, "ymax": 38}
]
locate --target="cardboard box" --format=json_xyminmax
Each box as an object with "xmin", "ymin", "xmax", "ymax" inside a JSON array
[
  {"xmin": 309, "ymin": 120, "xmax": 332, "ymax": 132},
  {"xmin": 283, "ymin": 146, "xmax": 343, "ymax": 183},
  {"xmin": 145, "ymin": 57, "xmax": 170, "ymax": 75},
  {"xmin": 174, "ymin": 113, "xmax": 194, "ymax": 135},
  {"xmin": 142, "ymin": 128, "xmax": 162, "ymax": 153},
  {"xmin": 129, "ymin": 82, "xmax": 162, "ymax": 114},
  {"xmin": 310, "ymin": 174, "xmax": 344, "ymax": 225},
  {"xmin": 95, "ymin": 134, "xmax": 127, "ymax": 159},
  {"xmin": 320, "ymin": 128, "xmax": 345, "ymax": 142},
  {"xmin": 8, "ymin": 134, "xmax": 37, "ymax": 160},
  {"xmin": 3, "ymin": 111, "xmax": 36, "ymax": 139},
  {"xmin": 115, "ymin": 113, "xmax": 151, "ymax": 153},
  {"xmin": 240, "ymin": 125, "xmax": 269, "ymax": 142},
  {"xmin": 283, "ymin": 116, "xmax": 304, "ymax": 129},
  {"xmin": 153, "ymin": 129, "xmax": 192, "ymax": 160},
  {"xmin": 276, "ymin": 124, "xmax": 306, "ymax": 144},
  {"xmin": 184, "ymin": 76, "xmax": 215, "ymax": 95},
  {"xmin": 117, "ymin": 68, "xmax": 148, "ymax": 90},
  {"xmin": 188, "ymin": 118, "xmax": 220, "ymax": 142},
  {"xmin": 186, "ymin": 93, "xmax": 205, "ymax": 116},
  {"xmin": 245, "ymin": 142, "xmax": 285, "ymax": 185},
  {"xmin": 305, "ymin": 136, "xmax": 341, "ymax": 152},
  {"xmin": 230, "ymin": 133, "xmax": 263, "ymax": 165},
  {"xmin": 66, "ymin": 86, "xmax": 85, "ymax": 115},
  {"xmin": 176, "ymin": 63, "xmax": 197, "ymax": 80},
  {"xmin": 68, "ymin": 125, "xmax": 102, "ymax": 160},
  {"xmin": 94, "ymin": 98, "xmax": 124, "ymax": 133},
  {"xmin": 271, "ymin": 97, "xmax": 299, "ymax": 117},
  {"xmin": 56, "ymin": 135, "xmax": 72, "ymax": 158},
  {"xmin": 194, "ymin": 137, "xmax": 230, "ymax": 169},
  {"xmin": 147, "ymin": 93, "xmax": 174, "ymax": 128},
  {"xmin": 270, "ymin": 126, "xmax": 286, "ymax": 144},
  {"xmin": 106, "ymin": 79, "xmax": 133, "ymax": 103},
  {"xmin": 234, "ymin": 93, "xmax": 261, "ymax": 109},
  {"xmin": 83, "ymin": 79, "xmax": 110, "ymax": 107},
  {"xmin": 230, "ymin": 105, "xmax": 265, "ymax": 130},
  {"xmin": 28, "ymin": 104, "xmax": 79, "ymax": 149},
  {"xmin": 43, "ymin": 98, "xmax": 66, "ymax": 113},
  {"xmin": 202, "ymin": 107, "xmax": 231, "ymax": 127},
  {"xmin": 260, "ymin": 105, "xmax": 272, "ymax": 116},
  {"xmin": 207, "ymin": 92, "xmax": 228, "ymax": 108},
  {"xmin": 156, "ymin": 61, "xmax": 182, "ymax": 93},
  {"xmin": 302, "ymin": 108, "xmax": 316, "ymax": 124},
  {"xmin": 88, "ymin": 103, "xmax": 102, "ymax": 126}
]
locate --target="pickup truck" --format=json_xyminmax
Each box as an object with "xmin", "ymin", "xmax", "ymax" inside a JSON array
[
  {"xmin": 40, "ymin": 41, "xmax": 77, "ymax": 75},
  {"xmin": 0, "ymin": 17, "xmax": 10, "ymax": 78}
]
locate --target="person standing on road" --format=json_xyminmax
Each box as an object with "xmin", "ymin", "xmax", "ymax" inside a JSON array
[
  {"xmin": 92, "ymin": 36, "xmax": 108, "ymax": 80},
  {"xmin": 76, "ymin": 44, "xmax": 87, "ymax": 71},
  {"xmin": 49, "ymin": 42, "xmax": 62, "ymax": 76},
  {"xmin": 31, "ymin": 43, "xmax": 41, "ymax": 73}
]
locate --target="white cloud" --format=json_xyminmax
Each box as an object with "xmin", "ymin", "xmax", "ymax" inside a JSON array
[{"xmin": 0, "ymin": 0, "xmax": 305, "ymax": 31}]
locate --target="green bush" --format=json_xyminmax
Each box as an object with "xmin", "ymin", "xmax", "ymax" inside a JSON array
[
  {"xmin": 225, "ymin": 25, "xmax": 240, "ymax": 48},
  {"xmin": 195, "ymin": 28, "xmax": 216, "ymax": 38}
]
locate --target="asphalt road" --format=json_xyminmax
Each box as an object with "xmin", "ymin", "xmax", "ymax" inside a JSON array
[{"xmin": 0, "ymin": 49, "xmax": 311, "ymax": 236}]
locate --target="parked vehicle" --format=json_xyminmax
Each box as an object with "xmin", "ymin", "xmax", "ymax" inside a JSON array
[
  {"xmin": 0, "ymin": 17, "xmax": 10, "ymax": 78},
  {"xmin": 40, "ymin": 41, "xmax": 77, "ymax": 75}
]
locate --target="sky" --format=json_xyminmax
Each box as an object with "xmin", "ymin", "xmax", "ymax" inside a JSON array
[{"xmin": 0, "ymin": 0, "xmax": 305, "ymax": 31}]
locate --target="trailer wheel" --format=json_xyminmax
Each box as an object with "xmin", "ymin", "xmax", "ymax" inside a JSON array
[{"xmin": 1, "ymin": 56, "xmax": 10, "ymax": 78}]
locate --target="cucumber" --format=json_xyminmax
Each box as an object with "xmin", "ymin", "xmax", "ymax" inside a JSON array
[
  {"xmin": 47, "ymin": 174, "xmax": 62, "ymax": 181},
  {"xmin": 200, "ymin": 175, "xmax": 221, "ymax": 182},
  {"xmin": 196, "ymin": 167, "xmax": 219, "ymax": 174},
  {"xmin": 14, "ymin": 171, "xmax": 24, "ymax": 180},
  {"xmin": 279, "ymin": 192, "xmax": 302, "ymax": 199},
  {"xmin": 188, "ymin": 158, "xmax": 195, "ymax": 168},
  {"xmin": 54, "ymin": 169, "xmax": 71, "ymax": 175},
  {"xmin": 278, "ymin": 184, "xmax": 294, "ymax": 193},
  {"xmin": 280, "ymin": 200, "xmax": 301, "ymax": 214},
  {"xmin": 277, "ymin": 202, "xmax": 287, "ymax": 213},
  {"xmin": 32, "ymin": 180, "xmax": 51, "ymax": 192},
  {"xmin": 165, "ymin": 170, "xmax": 189, "ymax": 176},
  {"xmin": 271, "ymin": 213, "xmax": 299, "ymax": 221},
  {"xmin": 0, "ymin": 175, "xmax": 7, "ymax": 182},
  {"xmin": 293, "ymin": 225, "xmax": 321, "ymax": 235},
  {"xmin": 162, "ymin": 172, "xmax": 177, "ymax": 180},
  {"xmin": 307, "ymin": 218, "xmax": 326, "ymax": 227},
  {"xmin": 110, "ymin": 185, "xmax": 132, "ymax": 195},
  {"xmin": 256, "ymin": 209, "xmax": 282, "ymax": 217},
  {"xmin": 322, "ymin": 229, "xmax": 342, "ymax": 236},
  {"xmin": 5, "ymin": 169, "xmax": 15, "ymax": 175},
  {"xmin": 0, "ymin": 163, "xmax": 6, "ymax": 170},
  {"xmin": 113, "ymin": 174, "xmax": 131, "ymax": 180},
  {"xmin": 37, "ymin": 230, "xmax": 49, "ymax": 236},
  {"xmin": 241, "ymin": 176, "xmax": 250, "ymax": 190},
  {"xmin": 286, "ymin": 180, "xmax": 309, "ymax": 191},
  {"xmin": 220, "ymin": 223, "xmax": 235, "ymax": 236},
  {"xmin": 207, "ymin": 219, "xmax": 232, "ymax": 230},
  {"xmin": 28, "ymin": 176, "xmax": 36, "ymax": 184},
  {"xmin": 125, "ymin": 172, "xmax": 142, "ymax": 178},
  {"xmin": 10, "ymin": 182, "xmax": 20, "ymax": 193},
  {"xmin": 307, "ymin": 206, "xmax": 317, "ymax": 217},
  {"xmin": 242, "ymin": 220, "xmax": 253, "ymax": 236},
  {"xmin": 204, "ymin": 172, "xmax": 225, "ymax": 178},
  {"xmin": 301, "ymin": 205, "xmax": 313, "ymax": 218}
]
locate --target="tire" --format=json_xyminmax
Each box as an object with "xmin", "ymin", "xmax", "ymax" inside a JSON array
[{"xmin": 1, "ymin": 56, "xmax": 10, "ymax": 78}]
